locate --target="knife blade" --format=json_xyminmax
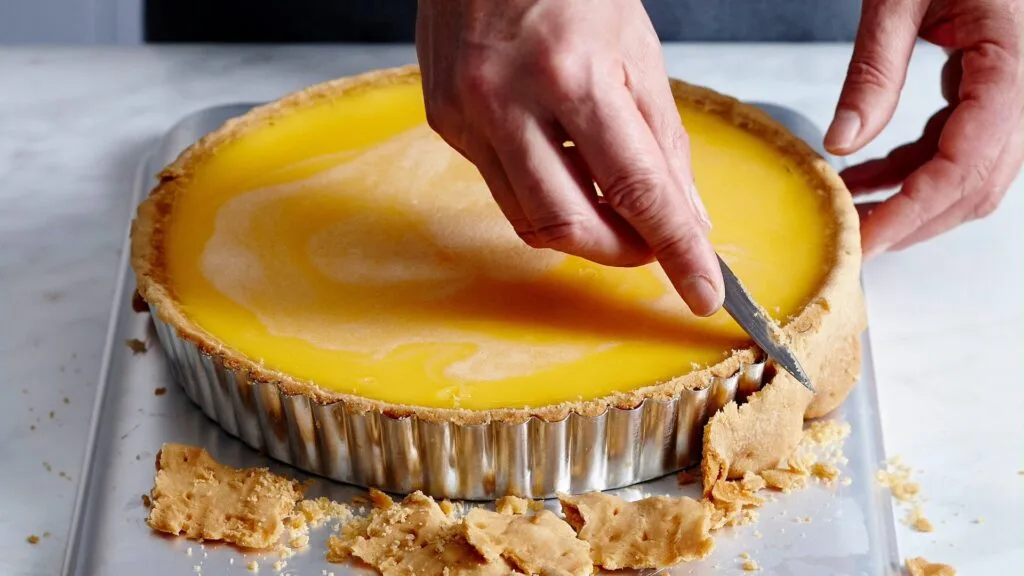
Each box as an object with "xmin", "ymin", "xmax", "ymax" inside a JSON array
[{"xmin": 716, "ymin": 254, "xmax": 814, "ymax": 392}]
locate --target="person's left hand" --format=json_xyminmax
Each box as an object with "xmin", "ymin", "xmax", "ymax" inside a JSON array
[{"xmin": 824, "ymin": 0, "xmax": 1023, "ymax": 258}]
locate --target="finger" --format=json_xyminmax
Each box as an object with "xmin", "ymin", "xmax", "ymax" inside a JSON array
[
  {"xmin": 462, "ymin": 135, "xmax": 532, "ymax": 238},
  {"xmin": 840, "ymin": 107, "xmax": 952, "ymax": 194},
  {"xmin": 888, "ymin": 117, "xmax": 1024, "ymax": 250},
  {"xmin": 859, "ymin": 41, "xmax": 1022, "ymax": 257},
  {"xmin": 559, "ymin": 143, "xmax": 655, "ymax": 265},
  {"xmin": 941, "ymin": 51, "xmax": 963, "ymax": 105},
  {"xmin": 855, "ymin": 201, "xmax": 881, "ymax": 226},
  {"xmin": 623, "ymin": 38, "xmax": 711, "ymax": 230},
  {"xmin": 488, "ymin": 109, "xmax": 653, "ymax": 267},
  {"xmin": 555, "ymin": 86, "xmax": 723, "ymax": 316},
  {"xmin": 825, "ymin": 0, "xmax": 924, "ymax": 155}
]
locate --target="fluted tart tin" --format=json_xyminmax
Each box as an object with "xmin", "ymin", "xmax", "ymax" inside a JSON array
[{"xmin": 153, "ymin": 312, "xmax": 764, "ymax": 500}]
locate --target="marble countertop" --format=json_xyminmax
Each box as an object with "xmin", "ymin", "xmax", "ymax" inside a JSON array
[{"xmin": 0, "ymin": 45, "xmax": 1020, "ymax": 575}]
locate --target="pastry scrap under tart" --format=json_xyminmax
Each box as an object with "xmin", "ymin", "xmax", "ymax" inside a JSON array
[{"xmin": 132, "ymin": 66, "xmax": 864, "ymax": 424}]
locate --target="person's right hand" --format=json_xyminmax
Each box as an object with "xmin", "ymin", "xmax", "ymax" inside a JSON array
[{"xmin": 415, "ymin": 0, "xmax": 724, "ymax": 316}]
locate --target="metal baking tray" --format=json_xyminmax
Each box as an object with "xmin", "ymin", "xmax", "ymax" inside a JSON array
[{"xmin": 62, "ymin": 101, "xmax": 901, "ymax": 575}]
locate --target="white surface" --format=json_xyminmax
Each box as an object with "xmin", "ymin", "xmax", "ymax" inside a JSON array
[{"xmin": 0, "ymin": 44, "xmax": 1020, "ymax": 575}]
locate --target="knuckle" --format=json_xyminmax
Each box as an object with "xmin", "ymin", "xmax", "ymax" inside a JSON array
[
  {"xmin": 507, "ymin": 218, "xmax": 535, "ymax": 241},
  {"xmin": 526, "ymin": 216, "xmax": 592, "ymax": 252},
  {"xmin": 897, "ymin": 183, "xmax": 931, "ymax": 232},
  {"xmin": 603, "ymin": 169, "xmax": 669, "ymax": 224},
  {"xmin": 650, "ymin": 224, "xmax": 705, "ymax": 261},
  {"xmin": 456, "ymin": 65, "xmax": 499, "ymax": 104},
  {"xmin": 845, "ymin": 55, "xmax": 895, "ymax": 92},
  {"xmin": 972, "ymin": 191, "xmax": 1003, "ymax": 219},
  {"xmin": 537, "ymin": 50, "xmax": 589, "ymax": 99}
]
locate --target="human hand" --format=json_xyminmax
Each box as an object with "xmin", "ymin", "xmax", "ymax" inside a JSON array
[
  {"xmin": 825, "ymin": 0, "xmax": 1023, "ymax": 258},
  {"xmin": 415, "ymin": 0, "xmax": 723, "ymax": 315}
]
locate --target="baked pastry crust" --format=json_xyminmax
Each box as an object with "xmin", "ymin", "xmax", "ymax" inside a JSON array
[{"xmin": 131, "ymin": 65, "xmax": 865, "ymax": 431}]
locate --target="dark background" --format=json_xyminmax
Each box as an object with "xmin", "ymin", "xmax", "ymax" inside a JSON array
[{"xmin": 144, "ymin": 0, "xmax": 861, "ymax": 43}]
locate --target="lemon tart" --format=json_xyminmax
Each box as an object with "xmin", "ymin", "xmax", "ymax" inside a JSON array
[{"xmin": 131, "ymin": 66, "xmax": 865, "ymax": 497}]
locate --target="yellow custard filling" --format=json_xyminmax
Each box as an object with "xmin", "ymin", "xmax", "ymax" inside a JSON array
[{"xmin": 165, "ymin": 78, "xmax": 833, "ymax": 410}]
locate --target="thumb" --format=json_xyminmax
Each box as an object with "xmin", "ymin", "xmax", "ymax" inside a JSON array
[{"xmin": 825, "ymin": 0, "xmax": 924, "ymax": 155}]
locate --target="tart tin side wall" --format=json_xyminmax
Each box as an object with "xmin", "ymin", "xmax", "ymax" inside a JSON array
[{"xmin": 152, "ymin": 313, "xmax": 765, "ymax": 500}]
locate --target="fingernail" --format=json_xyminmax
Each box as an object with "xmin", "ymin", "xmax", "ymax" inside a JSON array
[
  {"xmin": 688, "ymin": 182, "xmax": 712, "ymax": 230},
  {"xmin": 680, "ymin": 274, "xmax": 722, "ymax": 317},
  {"xmin": 825, "ymin": 109, "xmax": 862, "ymax": 152}
]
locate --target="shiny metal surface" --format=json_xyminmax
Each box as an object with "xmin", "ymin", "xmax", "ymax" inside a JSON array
[
  {"xmin": 150, "ymin": 313, "xmax": 760, "ymax": 500},
  {"xmin": 718, "ymin": 255, "xmax": 814, "ymax": 391},
  {"xmin": 62, "ymin": 101, "xmax": 900, "ymax": 576}
]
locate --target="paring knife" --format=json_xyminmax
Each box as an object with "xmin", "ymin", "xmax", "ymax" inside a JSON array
[{"xmin": 716, "ymin": 254, "xmax": 815, "ymax": 392}]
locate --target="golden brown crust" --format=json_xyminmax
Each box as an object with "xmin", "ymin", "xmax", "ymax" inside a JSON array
[
  {"xmin": 558, "ymin": 492, "xmax": 714, "ymax": 569},
  {"xmin": 146, "ymin": 443, "xmax": 303, "ymax": 549},
  {"xmin": 805, "ymin": 333, "xmax": 863, "ymax": 418},
  {"xmin": 131, "ymin": 65, "xmax": 864, "ymax": 427}
]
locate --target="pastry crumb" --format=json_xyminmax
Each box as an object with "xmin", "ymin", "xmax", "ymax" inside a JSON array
[
  {"xmin": 26, "ymin": 534, "xmax": 39, "ymax": 545},
  {"xmin": 246, "ymin": 560, "xmax": 259, "ymax": 572},
  {"xmin": 811, "ymin": 462, "xmax": 841, "ymax": 485},
  {"xmin": 677, "ymin": 467, "xmax": 701, "ymax": 486},
  {"xmin": 367, "ymin": 488, "xmax": 393, "ymax": 510},
  {"xmin": 154, "ymin": 387, "xmax": 167, "ymax": 396},
  {"xmin": 905, "ymin": 556, "xmax": 956, "ymax": 575},
  {"xmin": 742, "ymin": 558, "xmax": 761, "ymax": 572},
  {"xmin": 879, "ymin": 459, "xmax": 938, "ymax": 534},
  {"xmin": 905, "ymin": 505, "xmax": 934, "ymax": 533},
  {"xmin": 877, "ymin": 464, "xmax": 920, "ymax": 502},
  {"xmin": 706, "ymin": 472, "xmax": 766, "ymax": 529},
  {"xmin": 804, "ymin": 420, "xmax": 851, "ymax": 446},
  {"xmin": 494, "ymin": 495, "xmax": 530, "ymax": 515},
  {"xmin": 125, "ymin": 338, "xmax": 148, "ymax": 354}
]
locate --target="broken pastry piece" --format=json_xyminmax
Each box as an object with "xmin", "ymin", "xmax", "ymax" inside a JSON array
[
  {"xmin": 463, "ymin": 508, "xmax": 593, "ymax": 576},
  {"xmin": 702, "ymin": 375, "xmax": 812, "ymax": 494},
  {"xmin": 558, "ymin": 492, "xmax": 713, "ymax": 570},
  {"xmin": 327, "ymin": 491, "xmax": 505, "ymax": 575},
  {"xmin": 758, "ymin": 468, "xmax": 808, "ymax": 493},
  {"xmin": 905, "ymin": 557, "xmax": 956, "ymax": 576},
  {"xmin": 707, "ymin": 472, "xmax": 766, "ymax": 530},
  {"xmin": 146, "ymin": 443, "xmax": 302, "ymax": 549}
]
